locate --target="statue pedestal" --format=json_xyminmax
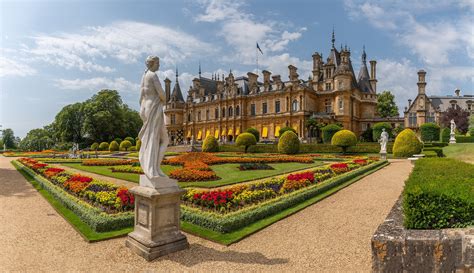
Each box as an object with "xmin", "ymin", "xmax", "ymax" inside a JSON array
[
  {"xmin": 125, "ymin": 175, "xmax": 189, "ymax": 261},
  {"xmin": 380, "ymin": 152, "xmax": 387, "ymax": 160},
  {"xmin": 449, "ymin": 133, "xmax": 456, "ymax": 144}
]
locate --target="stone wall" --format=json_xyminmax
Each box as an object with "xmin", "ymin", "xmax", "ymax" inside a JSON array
[{"xmin": 371, "ymin": 197, "xmax": 473, "ymax": 272}]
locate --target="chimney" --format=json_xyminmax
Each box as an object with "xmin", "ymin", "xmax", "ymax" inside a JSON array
[
  {"xmin": 417, "ymin": 70, "xmax": 427, "ymax": 94},
  {"xmin": 288, "ymin": 65, "xmax": 299, "ymax": 82},
  {"xmin": 455, "ymin": 88, "xmax": 460, "ymax": 97},
  {"xmin": 247, "ymin": 72, "xmax": 258, "ymax": 89},
  {"xmin": 312, "ymin": 52, "xmax": 322, "ymax": 81},
  {"xmin": 164, "ymin": 78, "xmax": 171, "ymax": 102},
  {"xmin": 262, "ymin": 70, "xmax": 271, "ymax": 90},
  {"xmin": 408, "ymin": 99, "xmax": 412, "ymax": 106},
  {"xmin": 272, "ymin": 75, "xmax": 282, "ymax": 89},
  {"xmin": 369, "ymin": 60, "xmax": 377, "ymax": 92}
]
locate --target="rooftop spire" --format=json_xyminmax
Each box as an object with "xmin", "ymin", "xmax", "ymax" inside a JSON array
[
  {"xmin": 362, "ymin": 45, "xmax": 367, "ymax": 64},
  {"xmin": 175, "ymin": 66, "xmax": 179, "ymax": 81},
  {"xmin": 331, "ymin": 27, "xmax": 335, "ymax": 48},
  {"xmin": 198, "ymin": 61, "xmax": 201, "ymax": 78}
]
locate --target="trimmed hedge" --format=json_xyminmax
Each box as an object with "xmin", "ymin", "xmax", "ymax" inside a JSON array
[
  {"xmin": 322, "ymin": 124, "xmax": 342, "ymax": 144},
  {"xmin": 181, "ymin": 160, "xmax": 388, "ymax": 233},
  {"xmin": 246, "ymin": 128, "xmax": 260, "ymax": 142},
  {"xmin": 279, "ymin": 127, "xmax": 297, "ymax": 137},
  {"xmin": 455, "ymin": 135, "xmax": 474, "ymax": 143},
  {"xmin": 423, "ymin": 147, "xmax": 443, "ymax": 157},
  {"xmin": 109, "ymin": 141, "xmax": 119, "ymax": 152},
  {"xmin": 13, "ymin": 160, "xmax": 133, "ymax": 232},
  {"xmin": 136, "ymin": 139, "xmax": 142, "ymax": 151},
  {"xmin": 278, "ymin": 131, "xmax": 300, "ymax": 154},
  {"xmin": 119, "ymin": 140, "xmax": 132, "ymax": 151},
  {"xmin": 423, "ymin": 142, "xmax": 448, "ymax": 148},
  {"xmin": 91, "ymin": 142, "xmax": 99, "ymax": 150},
  {"xmin": 124, "ymin": 137, "xmax": 135, "ymax": 145},
  {"xmin": 372, "ymin": 122, "xmax": 392, "ymax": 141},
  {"xmin": 420, "ymin": 122, "xmax": 440, "ymax": 142},
  {"xmin": 236, "ymin": 133, "xmax": 257, "ymax": 153},
  {"xmin": 393, "ymin": 129, "xmax": 422, "ymax": 157},
  {"xmin": 98, "ymin": 142, "xmax": 109, "ymax": 151},
  {"xmin": 441, "ymin": 128, "xmax": 450, "ymax": 143},
  {"xmin": 403, "ymin": 158, "xmax": 474, "ymax": 229},
  {"xmin": 331, "ymin": 129, "xmax": 357, "ymax": 153},
  {"xmin": 202, "ymin": 136, "xmax": 219, "ymax": 152}
]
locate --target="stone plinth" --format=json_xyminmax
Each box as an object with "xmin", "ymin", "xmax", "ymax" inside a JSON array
[
  {"xmin": 380, "ymin": 152, "xmax": 387, "ymax": 160},
  {"xmin": 125, "ymin": 175, "xmax": 189, "ymax": 261},
  {"xmin": 449, "ymin": 133, "xmax": 456, "ymax": 144}
]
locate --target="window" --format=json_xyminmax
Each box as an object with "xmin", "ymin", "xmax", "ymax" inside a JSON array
[
  {"xmin": 292, "ymin": 100, "xmax": 298, "ymax": 111},
  {"xmin": 197, "ymin": 111, "xmax": 201, "ymax": 121},
  {"xmin": 325, "ymin": 83, "xmax": 331, "ymax": 91},
  {"xmin": 338, "ymin": 98, "xmax": 343, "ymax": 110},
  {"xmin": 325, "ymin": 99, "xmax": 332, "ymax": 113},
  {"xmin": 236, "ymin": 105, "xmax": 240, "ymax": 116},
  {"xmin": 426, "ymin": 112, "xmax": 435, "ymax": 123},
  {"xmin": 338, "ymin": 81, "xmax": 343, "ymax": 89},
  {"xmin": 215, "ymin": 108, "xmax": 219, "ymax": 119},
  {"xmin": 228, "ymin": 106, "xmax": 233, "ymax": 117},
  {"xmin": 409, "ymin": 113, "xmax": 417, "ymax": 126},
  {"xmin": 206, "ymin": 109, "xmax": 209, "ymax": 120},
  {"xmin": 262, "ymin": 102, "xmax": 267, "ymax": 114},
  {"xmin": 187, "ymin": 113, "xmax": 191, "ymax": 122},
  {"xmin": 250, "ymin": 104, "xmax": 256, "ymax": 116},
  {"xmin": 222, "ymin": 107, "xmax": 226, "ymax": 118},
  {"xmin": 275, "ymin": 101, "xmax": 281, "ymax": 113},
  {"xmin": 171, "ymin": 114, "xmax": 176, "ymax": 125}
]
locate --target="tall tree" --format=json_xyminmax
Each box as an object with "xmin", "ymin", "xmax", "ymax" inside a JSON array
[
  {"xmin": 19, "ymin": 128, "xmax": 54, "ymax": 151},
  {"xmin": 440, "ymin": 106, "xmax": 469, "ymax": 134},
  {"xmin": 377, "ymin": 91, "xmax": 399, "ymax": 118},
  {"xmin": 122, "ymin": 104, "xmax": 142, "ymax": 138},
  {"xmin": 54, "ymin": 102, "xmax": 84, "ymax": 143},
  {"xmin": 1, "ymin": 128, "xmax": 16, "ymax": 149}
]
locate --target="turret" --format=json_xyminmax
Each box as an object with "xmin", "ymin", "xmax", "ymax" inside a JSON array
[
  {"xmin": 417, "ymin": 70, "xmax": 426, "ymax": 94},
  {"xmin": 369, "ymin": 60, "xmax": 377, "ymax": 93},
  {"xmin": 262, "ymin": 70, "xmax": 271, "ymax": 91},
  {"xmin": 164, "ymin": 77, "xmax": 171, "ymax": 103},
  {"xmin": 312, "ymin": 52, "xmax": 322, "ymax": 81}
]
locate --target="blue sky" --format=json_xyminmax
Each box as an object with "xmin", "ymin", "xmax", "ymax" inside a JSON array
[{"xmin": 1, "ymin": 0, "xmax": 473, "ymax": 137}]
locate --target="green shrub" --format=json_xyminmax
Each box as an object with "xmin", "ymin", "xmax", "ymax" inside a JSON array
[
  {"xmin": 360, "ymin": 127, "xmax": 373, "ymax": 142},
  {"xmin": 423, "ymin": 147, "xmax": 443, "ymax": 157},
  {"xmin": 441, "ymin": 128, "xmax": 450, "ymax": 143},
  {"xmin": 124, "ymin": 137, "xmax": 135, "ymax": 145},
  {"xmin": 119, "ymin": 140, "xmax": 132, "ymax": 151},
  {"xmin": 322, "ymin": 124, "xmax": 342, "ymax": 143},
  {"xmin": 236, "ymin": 133, "xmax": 257, "ymax": 153},
  {"xmin": 113, "ymin": 138, "xmax": 122, "ymax": 144},
  {"xmin": 403, "ymin": 158, "xmax": 474, "ymax": 229},
  {"xmin": 331, "ymin": 129, "xmax": 357, "ymax": 154},
  {"xmin": 109, "ymin": 141, "xmax": 119, "ymax": 152},
  {"xmin": 420, "ymin": 122, "xmax": 440, "ymax": 142},
  {"xmin": 128, "ymin": 146, "xmax": 137, "ymax": 152},
  {"xmin": 469, "ymin": 116, "xmax": 474, "ymax": 136},
  {"xmin": 423, "ymin": 150, "xmax": 438, "ymax": 157},
  {"xmin": 392, "ymin": 129, "xmax": 422, "ymax": 157},
  {"xmin": 372, "ymin": 122, "xmax": 392, "ymax": 141},
  {"xmin": 245, "ymin": 128, "xmax": 260, "ymax": 142},
  {"xmin": 393, "ymin": 126, "xmax": 404, "ymax": 137},
  {"xmin": 98, "ymin": 142, "xmax": 109, "ymax": 151},
  {"xmin": 277, "ymin": 131, "xmax": 300, "ymax": 154},
  {"xmin": 136, "ymin": 139, "xmax": 142, "ymax": 151},
  {"xmin": 279, "ymin": 127, "xmax": 296, "ymax": 137},
  {"xmin": 202, "ymin": 136, "xmax": 219, "ymax": 152},
  {"xmin": 455, "ymin": 135, "xmax": 474, "ymax": 143},
  {"xmin": 91, "ymin": 142, "xmax": 99, "ymax": 150}
]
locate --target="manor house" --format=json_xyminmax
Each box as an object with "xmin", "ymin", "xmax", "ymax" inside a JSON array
[{"xmin": 164, "ymin": 33, "xmax": 383, "ymax": 143}]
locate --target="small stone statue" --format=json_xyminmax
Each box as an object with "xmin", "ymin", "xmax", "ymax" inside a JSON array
[
  {"xmin": 138, "ymin": 56, "xmax": 169, "ymax": 178},
  {"xmin": 379, "ymin": 128, "xmax": 388, "ymax": 158},
  {"xmin": 449, "ymin": 119, "xmax": 456, "ymax": 144}
]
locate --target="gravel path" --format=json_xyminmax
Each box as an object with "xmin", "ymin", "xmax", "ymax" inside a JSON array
[{"xmin": 0, "ymin": 156, "xmax": 412, "ymax": 272}]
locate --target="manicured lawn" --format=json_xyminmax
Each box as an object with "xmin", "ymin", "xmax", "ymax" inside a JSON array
[
  {"xmin": 61, "ymin": 163, "xmax": 181, "ymax": 183},
  {"xmin": 61, "ymin": 161, "xmax": 324, "ymax": 188},
  {"xmin": 443, "ymin": 143, "xmax": 474, "ymax": 163}
]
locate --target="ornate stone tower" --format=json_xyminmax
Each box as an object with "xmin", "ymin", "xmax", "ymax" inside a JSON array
[
  {"xmin": 164, "ymin": 68, "xmax": 185, "ymax": 144},
  {"xmin": 416, "ymin": 69, "xmax": 427, "ymax": 126}
]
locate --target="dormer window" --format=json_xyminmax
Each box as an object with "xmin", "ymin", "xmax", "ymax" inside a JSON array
[{"xmin": 450, "ymin": 100, "xmax": 457, "ymax": 109}]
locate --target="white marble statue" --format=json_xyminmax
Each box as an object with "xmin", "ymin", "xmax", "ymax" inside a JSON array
[
  {"xmin": 449, "ymin": 119, "xmax": 457, "ymax": 144},
  {"xmin": 138, "ymin": 56, "xmax": 169, "ymax": 178},
  {"xmin": 379, "ymin": 128, "xmax": 388, "ymax": 154},
  {"xmin": 450, "ymin": 119, "xmax": 456, "ymax": 134}
]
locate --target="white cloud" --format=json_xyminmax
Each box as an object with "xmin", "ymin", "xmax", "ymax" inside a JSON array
[
  {"xmin": 195, "ymin": 0, "xmax": 243, "ymax": 22},
  {"xmin": 0, "ymin": 55, "xmax": 37, "ymax": 77},
  {"xmin": 54, "ymin": 77, "xmax": 139, "ymax": 93},
  {"xmin": 24, "ymin": 21, "xmax": 216, "ymax": 73}
]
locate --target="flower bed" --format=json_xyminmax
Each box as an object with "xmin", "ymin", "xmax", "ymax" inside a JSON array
[
  {"xmin": 82, "ymin": 159, "xmax": 138, "ymax": 166},
  {"xmin": 238, "ymin": 163, "xmax": 274, "ymax": 171},
  {"xmin": 110, "ymin": 165, "xmax": 144, "ymax": 174}
]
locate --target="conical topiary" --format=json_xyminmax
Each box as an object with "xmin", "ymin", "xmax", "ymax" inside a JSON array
[
  {"xmin": 393, "ymin": 129, "xmax": 422, "ymax": 157},
  {"xmin": 278, "ymin": 131, "xmax": 300, "ymax": 154}
]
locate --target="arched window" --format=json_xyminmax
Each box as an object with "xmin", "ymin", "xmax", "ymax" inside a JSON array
[
  {"xmin": 187, "ymin": 113, "xmax": 191, "ymax": 122},
  {"xmin": 215, "ymin": 108, "xmax": 219, "ymax": 119},
  {"xmin": 197, "ymin": 111, "xmax": 201, "ymax": 121},
  {"xmin": 222, "ymin": 107, "xmax": 226, "ymax": 118},
  {"xmin": 292, "ymin": 100, "xmax": 298, "ymax": 111},
  {"xmin": 228, "ymin": 106, "xmax": 233, "ymax": 117},
  {"xmin": 236, "ymin": 105, "xmax": 240, "ymax": 116},
  {"xmin": 206, "ymin": 109, "xmax": 209, "ymax": 120}
]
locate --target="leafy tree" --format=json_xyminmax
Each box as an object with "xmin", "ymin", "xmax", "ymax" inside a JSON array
[
  {"xmin": 19, "ymin": 128, "xmax": 54, "ymax": 151},
  {"xmin": 245, "ymin": 128, "xmax": 260, "ymax": 142},
  {"xmin": 236, "ymin": 133, "xmax": 257, "ymax": 153},
  {"xmin": 360, "ymin": 127, "xmax": 373, "ymax": 142},
  {"xmin": 54, "ymin": 103, "xmax": 84, "ymax": 143},
  {"xmin": 440, "ymin": 106, "xmax": 469, "ymax": 134},
  {"xmin": 331, "ymin": 129, "xmax": 357, "ymax": 154},
  {"xmin": 322, "ymin": 124, "xmax": 342, "ymax": 143},
  {"xmin": 377, "ymin": 91, "xmax": 399, "ymax": 118},
  {"xmin": 372, "ymin": 122, "xmax": 392, "ymax": 141},
  {"xmin": 468, "ymin": 115, "xmax": 474, "ymax": 136},
  {"xmin": 2, "ymin": 128, "xmax": 16, "ymax": 149}
]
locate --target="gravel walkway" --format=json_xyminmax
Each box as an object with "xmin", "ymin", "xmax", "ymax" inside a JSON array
[{"xmin": 0, "ymin": 156, "xmax": 412, "ymax": 272}]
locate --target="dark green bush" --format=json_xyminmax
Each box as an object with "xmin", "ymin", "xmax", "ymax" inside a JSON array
[
  {"xmin": 423, "ymin": 147, "xmax": 443, "ymax": 157},
  {"xmin": 124, "ymin": 137, "xmax": 135, "ymax": 145},
  {"xmin": 441, "ymin": 128, "xmax": 450, "ymax": 143},
  {"xmin": 322, "ymin": 124, "xmax": 342, "ymax": 143},
  {"xmin": 98, "ymin": 142, "xmax": 109, "ymax": 151},
  {"xmin": 420, "ymin": 123, "xmax": 440, "ymax": 142},
  {"xmin": 393, "ymin": 129, "xmax": 422, "ymax": 157},
  {"xmin": 202, "ymin": 136, "xmax": 219, "ymax": 152},
  {"xmin": 245, "ymin": 128, "xmax": 260, "ymax": 142},
  {"xmin": 109, "ymin": 141, "xmax": 119, "ymax": 152},
  {"xmin": 236, "ymin": 133, "xmax": 257, "ymax": 153},
  {"xmin": 128, "ymin": 146, "xmax": 137, "ymax": 152},
  {"xmin": 113, "ymin": 138, "xmax": 122, "ymax": 144},
  {"xmin": 119, "ymin": 140, "xmax": 132, "ymax": 151},
  {"xmin": 372, "ymin": 122, "xmax": 392, "ymax": 141},
  {"xmin": 277, "ymin": 131, "xmax": 300, "ymax": 154},
  {"xmin": 360, "ymin": 127, "xmax": 373, "ymax": 142},
  {"xmin": 279, "ymin": 127, "xmax": 297, "ymax": 137},
  {"xmin": 455, "ymin": 135, "xmax": 474, "ymax": 143},
  {"xmin": 423, "ymin": 150, "xmax": 438, "ymax": 157},
  {"xmin": 91, "ymin": 142, "xmax": 99, "ymax": 150},
  {"xmin": 331, "ymin": 129, "xmax": 357, "ymax": 154},
  {"xmin": 403, "ymin": 158, "xmax": 474, "ymax": 229}
]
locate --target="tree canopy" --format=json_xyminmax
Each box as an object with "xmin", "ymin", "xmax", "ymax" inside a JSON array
[
  {"xmin": 440, "ymin": 106, "xmax": 469, "ymax": 134},
  {"xmin": 1, "ymin": 128, "xmax": 16, "ymax": 149},
  {"xmin": 377, "ymin": 91, "xmax": 399, "ymax": 118}
]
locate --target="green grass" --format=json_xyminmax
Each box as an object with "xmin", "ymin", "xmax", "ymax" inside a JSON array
[
  {"xmin": 13, "ymin": 163, "xmax": 133, "ymax": 242},
  {"xmin": 61, "ymin": 163, "xmax": 180, "ymax": 183},
  {"xmin": 181, "ymin": 161, "xmax": 389, "ymax": 245},
  {"xmin": 443, "ymin": 143, "xmax": 474, "ymax": 163},
  {"xmin": 61, "ymin": 162, "xmax": 324, "ymax": 188}
]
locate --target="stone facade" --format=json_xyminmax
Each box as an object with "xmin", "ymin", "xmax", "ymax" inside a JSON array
[
  {"xmin": 404, "ymin": 70, "xmax": 474, "ymax": 129},
  {"xmin": 165, "ymin": 34, "xmax": 384, "ymax": 143}
]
